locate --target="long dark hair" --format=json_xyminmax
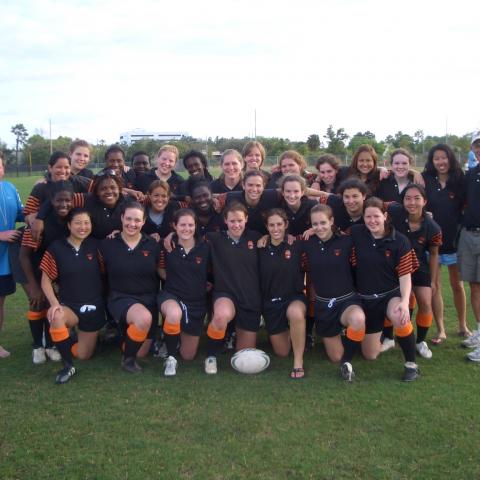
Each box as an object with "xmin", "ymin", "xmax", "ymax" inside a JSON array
[{"xmin": 424, "ymin": 144, "xmax": 464, "ymax": 189}]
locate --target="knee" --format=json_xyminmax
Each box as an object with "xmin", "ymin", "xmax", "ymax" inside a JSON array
[
  {"xmin": 76, "ymin": 350, "xmax": 93, "ymax": 361},
  {"xmin": 349, "ymin": 314, "xmax": 365, "ymax": 332},
  {"xmin": 180, "ymin": 350, "xmax": 196, "ymax": 361},
  {"xmin": 211, "ymin": 314, "xmax": 228, "ymax": 330},
  {"xmin": 136, "ymin": 313, "xmax": 152, "ymax": 332},
  {"xmin": 362, "ymin": 351, "xmax": 379, "ymax": 361},
  {"xmin": 328, "ymin": 351, "xmax": 343, "ymax": 363}
]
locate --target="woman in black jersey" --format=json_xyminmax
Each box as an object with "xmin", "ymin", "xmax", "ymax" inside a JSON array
[
  {"xmin": 377, "ymin": 149, "xmax": 415, "ymax": 202},
  {"xmin": 189, "ymin": 180, "xmax": 225, "ymax": 236},
  {"xmin": 158, "ymin": 209, "xmax": 210, "ymax": 376},
  {"xmin": 422, "ymin": 144, "xmax": 469, "ymax": 341},
  {"xmin": 40, "ymin": 208, "xmax": 105, "ymax": 384},
  {"xmin": 69, "ymin": 140, "xmax": 94, "ymax": 179},
  {"xmin": 312, "ymin": 154, "xmax": 343, "ymax": 194},
  {"xmin": 19, "ymin": 182, "xmax": 75, "ymax": 365},
  {"xmin": 259, "ymin": 209, "xmax": 306, "ymax": 378},
  {"xmin": 100, "ymin": 202, "xmax": 161, "ymax": 374},
  {"xmin": 301, "ymin": 205, "xmax": 365, "ymax": 382},
  {"xmin": 210, "ymin": 149, "xmax": 244, "ymax": 194},
  {"xmin": 385, "ymin": 185, "xmax": 442, "ymax": 359},
  {"xmin": 351, "ymin": 197, "xmax": 420, "ymax": 381}
]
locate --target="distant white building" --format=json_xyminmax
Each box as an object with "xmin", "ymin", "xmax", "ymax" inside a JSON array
[{"xmin": 119, "ymin": 129, "xmax": 189, "ymax": 145}]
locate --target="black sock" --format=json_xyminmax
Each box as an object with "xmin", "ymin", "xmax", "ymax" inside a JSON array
[
  {"xmin": 124, "ymin": 337, "xmax": 142, "ymax": 359},
  {"xmin": 341, "ymin": 337, "xmax": 360, "ymax": 363},
  {"xmin": 396, "ymin": 332, "xmax": 416, "ymax": 363},
  {"xmin": 29, "ymin": 319, "xmax": 44, "ymax": 348},
  {"xmin": 165, "ymin": 333, "xmax": 179, "ymax": 357},
  {"xmin": 44, "ymin": 318, "xmax": 54, "ymax": 348},
  {"xmin": 207, "ymin": 338, "xmax": 223, "ymax": 357},
  {"xmin": 383, "ymin": 326, "xmax": 394, "ymax": 341},
  {"xmin": 55, "ymin": 337, "xmax": 73, "ymax": 366},
  {"xmin": 306, "ymin": 316, "xmax": 315, "ymax": 337},
  {"xmin": 416, "ymin": 326, "xmax": 429, "ymax": 344}
]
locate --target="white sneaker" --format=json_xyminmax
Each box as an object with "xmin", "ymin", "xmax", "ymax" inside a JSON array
[
  {"xmin": 164, "ymin": 356, "xmax": 178, "ymax": 376},
  {"xmin": 380, "ymin": 338, "xmax": 395, "ymax": 353},
  {"xmin": 467, "ymin": 346, "xmax": 480, "ymax": 362},
  {"xmin": 416, "ymin": 341, "xmax": 433, "ymax": 359},
  {"xmin": 462, "ymin": 330, "xmax": 480, "ymax": 348},
  {"xmin": 32, "ymin": 347, "xmax": 46, "ymax": 364},
  {"xmin": 204, "ymin": 356, "xmax": 217, "ymax": 375},
  {"xmin": 45, "ymin": 347, "xmax": 62, "ymax": 362}
]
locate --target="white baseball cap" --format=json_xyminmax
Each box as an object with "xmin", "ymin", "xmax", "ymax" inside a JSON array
[{"xmin": 471, "ymin": 131, "xmax": 480, "ymax": 145}]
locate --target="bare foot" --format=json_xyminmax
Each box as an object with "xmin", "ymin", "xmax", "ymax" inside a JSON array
[{"xmin": 0, "ymin": 345, "xmax": 11, "ymax": 358}]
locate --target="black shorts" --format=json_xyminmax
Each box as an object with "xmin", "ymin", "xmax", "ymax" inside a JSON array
[
  {"xmin": 412, "ymin": 269, "xmax": 431, "ymax": 288},
  {"xmin": 361, "ymin": 289, "xmax": 400, "ymax": 334},
  {"xmin": 0, "ymin": 274, "xmax": 15, "ymax": 296},
  {"xmin": 8, "ymin": 232, "xmax": 27, "ymax": 284},
  {"xmin": 108, "ymin": 292, "xmax": 158, "ymax": 339},
  {"xmin": 262, "ymin": 294, "xmax": 307, "ymax": 335},
  {"xmin": 212, "ymin": 291, "xmax": 261, "ymax": 332},
  {"xmin": 157, "ymin": 290, "xmax": 207, "ymax": 337},
  {"xmin": 314, "ymin": 294, "xmax": 362, "ymax": 338},
  {"xmin": 63, "ymin": 299, "xmax": 106, "ymax": 332}
]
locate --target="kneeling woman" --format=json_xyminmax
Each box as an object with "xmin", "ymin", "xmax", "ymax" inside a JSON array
[
  {"xmin": 351, "ymin": 197, "xmax": 420, "ymax": 381},
  {"xmin": 40, "ymin": 208, "xmax": 105, "ymax": 384},
  {"xmin": 158, "ymin": 209, "xmax": 210, "ymax": 376},
  {"xmin": 302, "ymin": 205, "xmax": 366, "ymax": 381},
  {"xmin": 99, "ymin": 202, "xmax": 161, "ymax": 373},
  {"xmin": 259, "ymin": 209, "xmax": 306, "ymax": 378},
  {"xmin": 204, "ymin": 202, "xmax": 262, "ymax": 374}
]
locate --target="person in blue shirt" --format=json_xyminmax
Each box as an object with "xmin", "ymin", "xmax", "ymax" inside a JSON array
[{"xmin": 0, "ymin": 152, "xmax": 24, "ymax": 358}]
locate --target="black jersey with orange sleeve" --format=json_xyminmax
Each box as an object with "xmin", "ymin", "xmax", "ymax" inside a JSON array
[
  {"xmin": 99, "ymin": 234, "xmax": 161, "ymax": 295},
  {"xmin": 159, "ymin": 239, "xmax": 210, "ymax": 303},
  {"xmin": 196, "ymin": 209, "xmax": 226, "ymax": 237},
  {"xmin": 258, "ymin": 240, "xmax": 304, "ymax": 299},
  {"xmin": 280, "ymin": 197, "xmax": 317, "ymax": 236},
  {"xmin": 135, "ymin": 169, "xmax": 185, "ymax": 197},
  {"xmin": 423, "ymin": 172, "xmax": 465, "ymax": 254},
  {"xmin": 301, "ymin": 233, "xmax": 356, "ymax": 298},
  {"xmin": 463, "ymin": 164, "xmax": 480, "ymax": 229},
  {"xmin": 40, "ymin": 237, "xmax": 103, "ymax": 303},
  {"xmin": 376, "ymin": 174, "xmax": 414, "ymax": 202},
  {"xmin": 142, "ymin": 202, "xmax": 183, "ymax": 239},
  {"xmin": 83, "ymin": 194, "xmax": 130, "ymax": 239},
  {"xmin": 323, "ymin": 194, "xmax": 364, "ymax": 234},
  {"xmin": 206, "ymin": 230, "xmax": 262, "ymax": 312},
  {"xmin": 210, "ymin": 177, "xmax": 243, "ymax": 194},
  {"xmin": 388, "ymin": 203, "xmax": 442, "ymax": 274},
  {"xmin": 350, "ymin": 224, "xmax": 419, "ymax": 295}
]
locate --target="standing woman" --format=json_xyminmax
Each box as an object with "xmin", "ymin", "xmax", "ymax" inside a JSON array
[
  {"xmin": 40, "ymin": 208, "xmax": 105, "ymax": 384},
  {"xmin": 351, "ymin": 197, "xmax": 420, "ymax": 381},
  {"xmin": 99, "ymin": 202, "xmax": 161, "ymax": 373},
  {"xmin": 301, "ymin": 205, "xmax": 366, "ymax": 381},
  {"xmin": 386, "ymin": 185, "xmax": 442, "ymax": 358},
  {"xmin": 377, "ymin": 149, "xmax": 415, "ymax": 202},
  {"xmin": 69, "ymin": 140, "xmax": 94, "ymax": 179},
  {"xmin": 422, "ymin": 144, "xmax": 469, "ymax": 341},
  {"xmin": 158, "ymin": 209, "xmax": 210, "ymax": 376},
  {"xmin": 259, "ymin": 209, "xmax": 306, "ymax": 378},
  {"xmin": 210, "ymin": 149, "xmax": 244, "ymax": 194},
  {"xmin": 204, "ymin": 202, "xmax": 262, "ymax": 374}
]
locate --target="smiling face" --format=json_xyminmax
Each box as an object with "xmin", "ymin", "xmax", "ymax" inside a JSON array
[
  {"xmin": 132, "ymin": 154, "xmax": 150, "ymax": 175},
  {"xmin": 70, "ymin": 147, "xmax": 90, "ymax": 173},
  {"xmin": 225, "ymin": 210, "xmax": 247, "ymax": 240},
  {"xmin": 356, "ymin": 151, "xmax": 375, "ymax": 176},
  {"xmin": 97, "ymin": 178, "xmax": 120, "ymax": 207},
  {"xmin": 282, "ymin": 180, "xmax": 303, "ymax": 208},
  {"xmin": 244, "ymin": 147, "xmax": 263, "ymax": 171},
  {"xmin": 318, "ymin": 163, "xmax": 336, "ymax": 186},
  {"xmin": 185, "ymin": 156, "xmax": 204, "ymax": 177},
  {"xmin": 391, "ymin": 153, "xmax": 410, "ymax": 179},
  {"xmin": 221, "ymin": 153, "xmax": 243, "ymax": 180},
  {"xmin": 106, "ymin": 151, "xmax": 125, "ymax": 175},
  {"xmin": 364, "ymin": 206, "xmax": 387, "ymax": 237},
  {"xmin": 311, "ymin": 210, "xmax": 333, "ymax": 241},
  {"xmin": 280, "ymin": 157, "xmax": 301, "ymax": 176},
  {"xmin": 174, "ymin": 214, "xmax": 196, "ymax": 242},
  {"xmin": 432, "ymin": 149, "xmax": 450, "ymax": 175},
  {"xmin": 121, "ymin": 207, "xmax": 145, "ymax": 237},
  {"xmin": 243, "ymin": 174, "xmax": 265, "ymax": 203},
  {"xmin": 49, "ymin": 157, "xmax": 71, "ymax": 181},
  {"xmin": 52, "ymin": 191, "xmax": 74, "ymax": 218},
  {"xmin": 267, "ymin": 214, "xmax": 287, "ymax": 244},
  {"xmin": 191, "ymin": 185, "xmax": 213, "ymax": 214},
  {"xmin": 342, "ymin": 188, "xmax": 366, "ymax": 217},
  {"xmin": 148, "ymin": 186, "xmax": 169, "ymax": 213},
  {"xmin": 156, "ymin": 151, "xmax": 177, "ymax": 176},
  {"xmin": 68, "ymin": 212, "xmax": 92, "ymax": 241},
  {"xmin": 403, "ymin": 187, "xmax": 426, "ymax": 217}
]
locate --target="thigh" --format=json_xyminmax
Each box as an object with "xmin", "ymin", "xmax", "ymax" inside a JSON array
[
  {"xmin": 269, "ymin": 331, "xmax": 290, "ymax": 357},
  {"xmin": 323, "ymin": 335, "xmax": 343, "ymax": 363},
  {"xmin": 362, "ymin": 332, "xmax": 382, "ymax": 360},
  {"xmin": 76, "ymin": 330, "xmax": 99, "ymax": 360},
  {"xmin": 235, "ymin": 327, "xmax": 257, "ymax": 350},
  {"xmin": 412, "ymin": 286, "xmax": 432, "ymax": 311},
  {"xmin": 180, "ymin": 332, "xmax": 200, "ymax": 360}
]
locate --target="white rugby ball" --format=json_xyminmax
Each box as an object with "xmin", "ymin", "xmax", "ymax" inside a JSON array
[{"xmin": 231, "ymin": 348, "xmax": 270, "ymax": 374}]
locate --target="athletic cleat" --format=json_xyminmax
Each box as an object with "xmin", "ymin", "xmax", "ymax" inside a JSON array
[
  {"xmin": 32, "ymin": 347, "xmax": 46, "ymax": 364},
  {"xmin": 164, "ymin": 356, "xmax": 178, "ymax": 376},
  {"xmin": 416, "ymin": 341, "xmax": 433, "ymax": 359},
  {"xmin": 340, "ymin": 362, "xmax": 355, "ymax": 382},
  {"xmin": 466, "ymin": 346, "xmax": 480, "ymax": 362},
  {"xmin": 55, "ymin": 365, "xmax": 76, "ymax": 384},
  {"xmin": 380, "ymin": 338, "xmax": 395, "ymax": 353},
  {"xmin": 204, "ymin": 356, "xmax": 217, "ymax": 375},
  {"xmin": 121, "ymin": 356, "xmax": 142, "ymax": 374},
  {"xmin": 45, "ymin": 347, "xmax": 62, "ymax": 362},
  {"xmin": 402, "ymin": 365, "xmax": 420, "ymax": 382},
  {"xmin": 462, "ymin": 331, "xmax": 480, "ymax": 348}
]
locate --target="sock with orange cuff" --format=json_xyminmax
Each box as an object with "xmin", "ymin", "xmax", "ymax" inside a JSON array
[
  {"xmin": 27, "ymin": 310, "xmax": 47, "ymax": 348},
  {"xmin": 50, "ymin": 326, "xmax": 73, "ymax": 365},
  {"xmin": 163, "ymin": 321, "xmax": 181, "ymax": 357},
  {"xmin": 342, "ymin": 326, "xmax": 365, "ymax": 363},
  {"xmin": 206, "ymin": 323, "xmax": 226, "ymax": 357},
  {"xmin": 382, "ymin": 318, "xmax": 394, "ymax": 341},
  {"xmin": 415, "ymin": 312, "xmax": 433, "ymax": 343},
  {"xmin": 394, "ymin": 322, "xmax": 416, "ymax": 363},
  {"xmin": 124, "ymin": 324, "xmax": 148, "ymax": 359}
]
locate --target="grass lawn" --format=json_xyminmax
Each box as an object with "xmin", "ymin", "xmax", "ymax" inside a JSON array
[{"xmin": 1, "ymin": 175, "xmax": 479, "ymax": 480}]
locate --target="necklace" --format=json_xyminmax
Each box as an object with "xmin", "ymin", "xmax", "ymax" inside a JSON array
[{"xmin": 0, "ymin": 182, "xmax": 8, "ymax": 226}]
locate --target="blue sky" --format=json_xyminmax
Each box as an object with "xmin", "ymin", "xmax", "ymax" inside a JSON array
[{"xmin": 1, "ymin": 0, "xmax": 478, "ymax": 147}]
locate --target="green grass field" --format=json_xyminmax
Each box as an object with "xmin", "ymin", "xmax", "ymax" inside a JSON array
[{"xmin": 1, "ymin": 175, "xmax": 479, "ymax": 480}]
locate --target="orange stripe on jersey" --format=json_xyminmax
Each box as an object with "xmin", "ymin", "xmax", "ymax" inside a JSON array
[
  {"xmin": 50, "ymin": 327, "xmax": 69, "ymax": 342},
  {"xmin": 39, "ymin": 251, "xmax": 58, "ymax": 280},
  {"xmin": 217, "ymin": 193, "xmax": 227, "ymax": 210},
  {"xmin": 159, "ymin": 250, "xmax": 166, "ymax": 269},
  {"xmin": 394, "ymin": 322, "xmax": 413, "ymax": 337},
  {"xmin": 301, "ymin": 252, "xmax": 309, "ymax": 272},
  {"xmin": 20, "ymin": 229, "xmax": 40, "ymax": 250},
  {"xmin": 396, "ymin": 250, "xmax": 418, "ymax": 277},
  {"xmin": 350, "ymin": 247, "xmax": 357, "ymax": 266},
  {"xmin": 163, "ymin": 321, "xmax": 181, "ymax": 335},
  {"xmin": 23, "ymin": 196, "xmax": 40, "ymax": 215},
  {"xmin": 73, "ymin": 193, "xmax": 85, "ymax": 208},
  {"xmin": 98, "ymin": 250, "xmax": 105, "ymax": 274},
  {"xmin": 179, "ymin": 201, "xmax": 188, "ymax": 209},
  {"xmin": 431, "ymin": 232, "xmax": 442, "ymax": 247}
]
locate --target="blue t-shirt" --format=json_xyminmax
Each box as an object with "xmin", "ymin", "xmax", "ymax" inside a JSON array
[{"xmin": 0, "ymin": 181, "xmax": 24, "ymax": 275}]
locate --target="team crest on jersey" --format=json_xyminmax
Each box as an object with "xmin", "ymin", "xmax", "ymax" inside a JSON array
[
  {"xmin": 248, "ymin": 240, "xmax": 254, "ymax": 250},
  {"xmin": 448, "ymin": 192, "xmax": 455, "ymax": 199},
  {"xmin": 418, "ymin": 236, "xmax": 425, "ymax": 245},
  {"xmin": 284, "ymin": 249, "xmax": 291, "ymax": 260},
  {"xmin": 195, "ymin": 256, "xmax": 202, "ymax": 264},
  {"xmin": 334, "ymin": 249, "xmax": 341, "ymax": 256},
  {"xmin": 141, "ymin": 250, "xmax": 150, "ymax": 257},
  {"xmin": 385, "ymin": 250, "xmax": 392, "ymax": 258},
  {"xmin": 86, "ymin": 253, "xmax": 93, "ymax": 261}
]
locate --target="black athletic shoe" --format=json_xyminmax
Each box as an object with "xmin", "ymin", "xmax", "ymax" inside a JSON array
[
  {"xmin": 340, "ymin": 362, "xmax": 355, "ymax": 382},
  {"xmin": 55, "ymin": 365, "xmax": 76, "ymax": 384},
  {"xmin": 402, "ymin": 366, "xmax": 419, "ymax": 382},
  {"xmin": 121, "ymin": 356, "xmax": 142, "ymax": 374}
]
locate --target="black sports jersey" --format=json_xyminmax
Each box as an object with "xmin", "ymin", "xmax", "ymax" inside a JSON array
[
  {"xmin": 73, "ymin": 168, "xmax": 94, "ymax": 180},
  {"xmin": 83, "ymin": 194, "xmax": 130, "ymax": 239},
  {"xmin": 98, "ymin": 167, "xmax": 137, "ymax": 190},
  {"xmin": 222, "ymin": 189, "xmax": 280, "ymax": 234},
  {"xmin": 210, "ymin": 177, "xmax": 243, "ymax": 194},
  {"xmin": 350, "ymin": 224, "xmax": 419, "ymax": 295},
  {"xmin": 142, "ymin": 202, "xmax": 183, "ymax": 239},
  {"xmin": 376, "ymin": 174, "xmax": 413, "ymax": 202},
  {"xmin": 463, "ymin": 164, "xmax": 480, "ymax": 229},
  {"xmin": 40, "ymin": 237, "xmax": 103, "ymax": 303},
  {"xmin": 423, "ymin": 172, "xmax": 465, "ymax": 253},
  {"xmin": 207, "ymin": 230, "xmax": 262, "ymax": 312},
  {"xmin": 99, "ymin": 234, "xmax": 160, "ymax": 295},
  {"xmin": 195, "ymin": 208, "xmax": 226, "ymax": 237},
  {"xmin": 388, "ymin": 203, "xmax": 442, "ymax": 274},
  {"xmin": 301, "ymin": 233, "xmax": 356, "ymax": 298},
  {"xmin": 135, "ymin": 169, "xmax": 185, "ymax": 197},
  {"xmin": 159, "ymin": 239, "xmax": 210, "ymax": 303},
  {"xmin": 280, "ymin": 197, "xmax": 317, "ymax": 236},
  {"xmin": 323, "ymin": 194, "xmax": 364, "ymax": 233},
  {"xmin": 258, "ymin": 240, "xmax": 304, "ymax": 299},
  {"xmin": 266, "ymin": 171, "xmax": 282, "ymax": 189}
]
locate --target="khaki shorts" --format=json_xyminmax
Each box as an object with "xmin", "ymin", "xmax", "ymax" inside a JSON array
[{"xmin": 458, "ymin": 228, "xmax": 480, "ymax": 283}]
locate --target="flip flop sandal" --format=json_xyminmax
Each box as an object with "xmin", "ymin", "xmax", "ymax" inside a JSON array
[
  {"xmin": 431, "ymin": 336, "xmax": 446, "ymax": 345},
  {"xmin": 290, "ymin": 367, "xmax": 305, "ymax": 379}
]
